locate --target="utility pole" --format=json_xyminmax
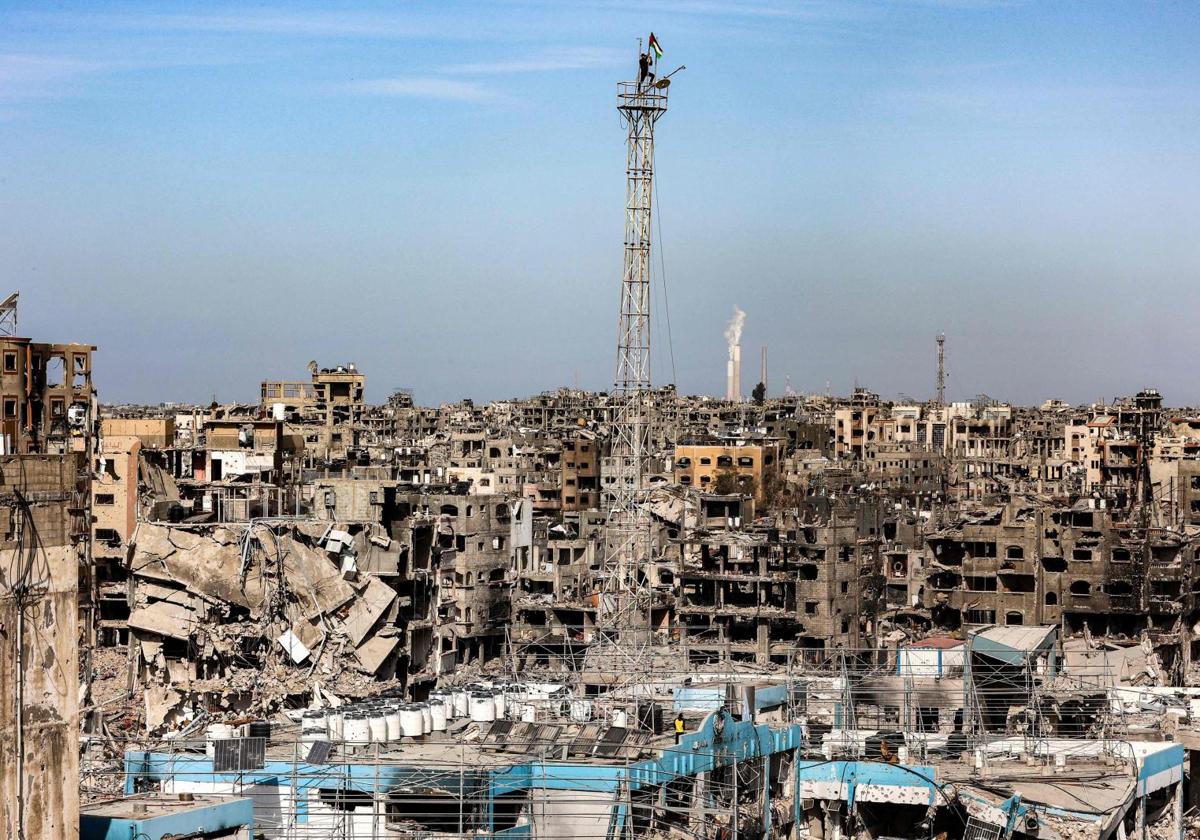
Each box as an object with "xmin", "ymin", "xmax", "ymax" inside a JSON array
[
  {"xmin": 601, "ymin": 50, "xmax": 670, "ymax": 642},
  {"xmin": 935, "ymin": 333, "xmax": 946, "ymax": 406}
]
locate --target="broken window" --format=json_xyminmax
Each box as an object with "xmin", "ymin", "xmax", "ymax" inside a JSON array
[
  {"xmin": 964, "ymin": 609, "xmax": 995, "ymax": 624},
  {"xmin": 1069, "ymin": 580, "xmax": 1091, "ymax": 596},
  {"xmin": 1040, "ymin": 556, "xmax": 1067, "ymax": 573},
  {"xmin": 95, "ymin": 493, "xmax": 115, "ymax": 506},
  {"xmin": 72, "ymin": 354, "xmax": 88, "ymax": 388},
  {"xmin": 45, "ymin": 355, "xmax": 65, "ymax": 388},
  {"xmin": 2, "ymin": 398, "xmax": 15, "ymax": 418},
  {"xmin": 3, "ymin": 351, "xmax": 15, "ymax": 372}
]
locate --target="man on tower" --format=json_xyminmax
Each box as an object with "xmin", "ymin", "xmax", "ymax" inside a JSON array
[{"xmin": 639, "ymin": 51, "xmax": 655, "ymax": 89}]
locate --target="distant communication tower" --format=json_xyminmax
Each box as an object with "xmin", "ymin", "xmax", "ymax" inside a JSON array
[
  {"xmin": 935, "ymin": 332, "xmax": 946, "ymax": 406},
  {"xmin": 601, "ymin": 59, "xmax": 670, "ymax": 638},
  {"xmin": 0, "ymin": 292, "xmax": 18, "ymax": 336}
]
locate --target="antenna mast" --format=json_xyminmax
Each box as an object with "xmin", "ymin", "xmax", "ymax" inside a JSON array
[
  {"xmin": 0, "ymin": 292, "xmax": 18, "ymax": 336},
  {"xmin": 601, "ymin": 54, "xmax": 669, "ymax": 641},
  {"xmin": 935, "ymin": 332, "xmax": 946, "ymax": 406}
]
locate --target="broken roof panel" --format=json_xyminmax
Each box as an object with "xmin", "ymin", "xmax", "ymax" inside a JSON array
[
  {"xmin": 339, "ymin": 576, "xmax": 397, "ymax": 647},
  {"xmin": 970, "ymin": 625, "xmax": 1057, "ymax": 664}
]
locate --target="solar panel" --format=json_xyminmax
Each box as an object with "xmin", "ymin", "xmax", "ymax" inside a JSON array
[
  {"xmin": 482, "ymin": 720, "xmax": 514, "ymax": 748},
  {"xmin": 567, "ymin": 723, "xmax": 601, "ymax": 757},
  {"xmin": 212, "ymin": 737, "xmax": 266, "ymax": 772},
  {"xmin": 593, "ymin": 726, "xmax": 628, "ymax": 759},
  {"xmin": 305, "ymin": 740, "xmax": 333, "ymax": 764},
  {"xmin": 524, "ymin": 724, "xmax": 562, "ymax": 754},
  {"xmin": 505, "ymin": 722, "xmax": 537, "ymax": 752}
]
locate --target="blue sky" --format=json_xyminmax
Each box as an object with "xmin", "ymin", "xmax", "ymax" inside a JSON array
[{"xmin": 2, "ymin": 1, "xmax": 1199, "ymax": 406}]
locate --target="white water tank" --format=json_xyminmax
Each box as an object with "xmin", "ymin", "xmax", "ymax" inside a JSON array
[
  {"xmin": 343, "ymin": 713, "xmax": 370, "ymax": 745},
  {"xmin": 272, "ymin": 402, "xmax": 286, "ymax": 421},
  {"xmin": 453, "ymin": 690, "xmax": 469, "ymax": 717},
  {"xmin": 419, "ymin": 703, "xmax": 433, "ymax": 734},
  {"xmin": 385, "ymin": 705, "xmax": 403, "ymax": 741},
  {"xmin": 430, "ymin": 701, "xmax": 448, "ymax": 731},
  {"xmin": 470, "ymin": 693, "xmax": 496, "ymax": 722},
  {"xmin": 206, "ymin": 723, "xmax": 234, "ymax": 758},
  {"xmin": 569, "ymin": 700, "xmax": 593, "ymax": 722},
  {"xmin": 328, "ymin": 711, "xmax": 344, "ymax": 741},
  {"xmin": 493, "ymin": 691, "xmax": 507, "ymax": 719},
  {"xmin": 521, "ymin": 704, "xmax": 537, "ymax": 723},
  {"xmin": 612, "ymin": 709, "xmax": 628, "ymax": 728},
  {"xmin": 431, "ymin": 692, "xmax": 452, "ymax": 719},
  {"xmin": 399, "ymin": 705, "xmax": 425, "ymax": 738},
  {"xmin": 301, "ymin": 711, "xmax": 326, "ymax": 744},
  {"xmin": 368, "ymin": 710, "xmax": 388, "ymax": 744}
]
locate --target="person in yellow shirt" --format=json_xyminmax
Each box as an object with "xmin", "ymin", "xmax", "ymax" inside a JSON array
[{"xmin": 674, "ymin": 713, "xmax": 685, "ymax": 744}]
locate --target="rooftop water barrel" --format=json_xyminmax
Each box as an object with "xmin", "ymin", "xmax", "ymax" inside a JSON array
[
  {"xmin": 470, "ymin": 692, "xmax": 496, "ymax": 722},
  {"xmin": 206, "ymin": 723, "xmax": 234, "ymax": 758},
  {"xmin": 368, "ymin": 709, "xmax": 388, "ymax": 744},
  {"xmin": 343, "ymin": 712, "xmax": 370, "ymax": 745},
  {"xmin": 384, "ymin": 704, "xmax": 403, "ymax": 741},
  {"xmin": 328, "ymin": 710, "xmax": 344, "ymax": 741},
  {"xmin": 429, "ymin": 700, "xmax": 448, "ymax": 732},
  {"xmin": 399, "ymin": 704, "xmax": 425, "ymax": 738}
]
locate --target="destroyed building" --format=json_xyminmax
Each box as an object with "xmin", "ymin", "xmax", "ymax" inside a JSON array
[{"xmin": 1, "ymin": 318, "xmax": 95, "ymax": 840}]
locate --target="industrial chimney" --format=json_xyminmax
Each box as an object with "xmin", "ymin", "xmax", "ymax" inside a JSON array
[{"xmin": 724, "ymin": 306, "xmax": 745, "ymax": 401}]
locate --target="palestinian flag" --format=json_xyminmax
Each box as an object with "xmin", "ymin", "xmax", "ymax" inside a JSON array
[{"xmin": 648, "ymin": 33, "xmax": 663, "ymax": 60}]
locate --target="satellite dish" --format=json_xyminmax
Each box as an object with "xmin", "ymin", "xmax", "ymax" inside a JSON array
[{"xmin": 653, "ymin": 79, "xmax": 670, "ymax": 89}]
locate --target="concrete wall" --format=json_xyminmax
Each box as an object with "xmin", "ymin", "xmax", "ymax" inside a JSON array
[
  {"xmin": 0, "ymin": 454, "xmax": 82, "ymax": 840},
  {"xmin": 101, "ymin": 417, "xmax": 174, "ymax": 449},
  {"xmin": 529, "ymin": 789, "xmax": 614, "ymax": 840},
  {"xmin": 93, "ymin": 435, "xmax": 140, "ymax": 556}
]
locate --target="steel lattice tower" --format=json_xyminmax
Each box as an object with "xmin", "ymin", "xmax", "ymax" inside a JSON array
[
  {"xmin": 935, "ymin": 333, "xmax": 946, "ymax": 406},
  {"xmin": 600, "ymin": 76, "xmax": 668, "ymax": 639}
]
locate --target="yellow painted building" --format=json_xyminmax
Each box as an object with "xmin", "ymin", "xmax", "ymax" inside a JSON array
[{"xmin": 672, "ymin": 441, "xmax": 780, "ymax": 500}]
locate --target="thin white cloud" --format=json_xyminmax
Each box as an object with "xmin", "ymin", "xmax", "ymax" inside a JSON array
[
  {"xmin": 586, "ymin": 0, "xmax": 875, "ymax": 21},
  {"xmin": 442, "ymin": 46, "xmax": 624, "ymax": 76},
  {"xmin": 0, "ymin": 53, "xmax": 103, "ymax": 101},
  {"xmin": 33, "ymin": 9, "xmax": 469, "ymax": 40},
  {"xmin": 341, "ymin": 77, "xmax": 499, "ymax": 103}
]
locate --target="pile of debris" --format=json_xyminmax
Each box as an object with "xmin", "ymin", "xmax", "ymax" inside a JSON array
[{"xmin": 127, "ymin": 521, "xmax": 406, "ymax": 733}]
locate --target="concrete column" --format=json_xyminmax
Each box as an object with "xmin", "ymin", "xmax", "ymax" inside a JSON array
[{"xmin": 1173, "ymin": 780, "xmax": 1184, "ymax": 840}]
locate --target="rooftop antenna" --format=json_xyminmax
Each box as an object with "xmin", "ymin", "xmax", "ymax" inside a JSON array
[
  {"xmin": 936, "ymin": 333, "xmax": 946, "ymax": 406},
  {"xmin": 0, "ymin": 292, "xmax": 18, "ymax": 336}
]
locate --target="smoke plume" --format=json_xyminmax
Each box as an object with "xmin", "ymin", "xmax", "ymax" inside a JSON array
[{"xmin": 724, "ymin": 306, "xmax": 746, "ymax": 358}]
